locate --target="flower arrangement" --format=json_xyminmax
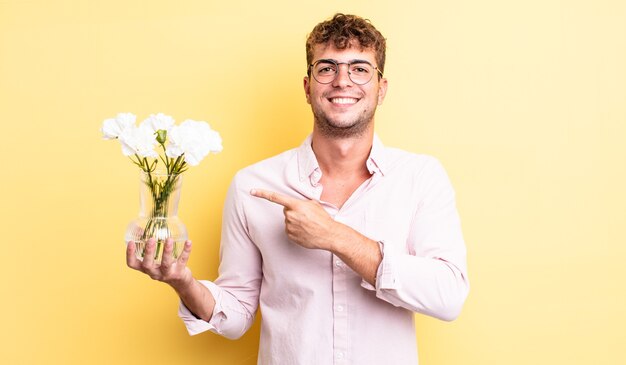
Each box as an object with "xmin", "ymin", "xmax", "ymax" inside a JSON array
[{"xmin": 102, "ymin": 112, "xmax": 222, "ymax": 261}]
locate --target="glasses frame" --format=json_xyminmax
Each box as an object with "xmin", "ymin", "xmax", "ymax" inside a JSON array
[{"xmin": 308, "ymin": 58, "xmax": 384, "ymax": 85}]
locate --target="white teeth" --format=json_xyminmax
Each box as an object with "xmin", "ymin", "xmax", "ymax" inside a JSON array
[{"xmin": 330, "ymin": 98, "xmax": 358, "ymax": 104}]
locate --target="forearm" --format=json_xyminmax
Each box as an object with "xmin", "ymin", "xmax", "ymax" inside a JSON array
[
  {"xmin": 330, "ymin": 224, "xmax": 382, "ymax": 286},
  {"xmin": 127, "ymin": 239, "xmax": 216, "ymax": 321},
  {"xmin": 172, "ymin": 278, "xmax": 216, "ymax": 322}
]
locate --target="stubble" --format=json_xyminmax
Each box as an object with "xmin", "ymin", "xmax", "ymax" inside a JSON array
[{"xmin": 311, "ymin": 104, "xmax": 375, "ymax": 139}]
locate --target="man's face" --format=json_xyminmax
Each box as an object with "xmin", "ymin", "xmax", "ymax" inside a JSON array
[{"xmin": 304, "ymin": 43, "xmax": 388, "ymax": 138}]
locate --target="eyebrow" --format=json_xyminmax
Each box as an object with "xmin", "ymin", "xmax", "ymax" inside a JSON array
[{"xmin": 315, "ymin": 58, "xmax": 374, "ymax": 65}]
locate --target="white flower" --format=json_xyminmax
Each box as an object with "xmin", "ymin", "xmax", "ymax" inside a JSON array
[
  {"xmin": 119, "ymin": 125, "xmax": 158, "ymax": 158},
  {"xmin": 101, "ymin": 112, "xmax": 136, "ymax": 140},
  {"xmin": 140, "ymin": 113, "xmax": 175, "ymax": 134},
  {"xmin": 166, "ymin": 120, "xmax": 222, "ymax": 166}
]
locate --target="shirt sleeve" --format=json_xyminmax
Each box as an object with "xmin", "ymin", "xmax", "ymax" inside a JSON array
[
  {"xmin": 360, "ymin": 158, "xmax": 470, "ymax": 321},
  {"xmin": 178, "ymin": 174, "xmax": 263, "ymax": 339}
]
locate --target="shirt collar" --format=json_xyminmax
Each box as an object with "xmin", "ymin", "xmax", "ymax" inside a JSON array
[
  {"xmin": 297, "ymin": 134, "xmax": 387, "ymax": 184},
  {"xmin": 368, "ymin": 133, "xmax": 386, "ymax": 176}
]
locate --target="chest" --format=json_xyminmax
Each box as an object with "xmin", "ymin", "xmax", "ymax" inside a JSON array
[
  {"xmin": 248, "ymin": 174, "xmax": 419, "ymax": 285},
  {"xmin": 319, "ymin": 174, "xmax": 370, "ymax": 208}
]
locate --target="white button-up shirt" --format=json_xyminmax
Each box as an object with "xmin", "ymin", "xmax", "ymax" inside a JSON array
[{"xmin": 179, "ymin": 135, "xmax": 469, "ymax": 364}]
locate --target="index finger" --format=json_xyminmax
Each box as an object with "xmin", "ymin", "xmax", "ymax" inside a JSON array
[
  {"xmin": 126, "ymin": 241, "xmax": 140, "ymax": 269},
  {"xmin": 250, "ymin": 189, "xmax": 299, "ymax": 207}
]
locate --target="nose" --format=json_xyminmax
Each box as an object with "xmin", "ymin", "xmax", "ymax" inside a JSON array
[{"xmin": 332, "ymin": 63, "xmax": 353, "ymax": 87}]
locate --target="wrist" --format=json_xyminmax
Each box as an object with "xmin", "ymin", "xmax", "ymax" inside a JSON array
[
  {"xmin": 167, "ymin": 270, "xmax": 195, "ymax": 294},
  {"xmin": 328, "ymin": 223, "xmax": 355, "ymax": 254}
]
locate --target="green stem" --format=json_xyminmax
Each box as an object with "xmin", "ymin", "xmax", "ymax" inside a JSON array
[
  {"xmin": 160, "ymin": 143, "xmax": 170, "ymax": 174},
  {"xmin": 139, "ymin": 171, "xmax": 177, "ymax": 261}
]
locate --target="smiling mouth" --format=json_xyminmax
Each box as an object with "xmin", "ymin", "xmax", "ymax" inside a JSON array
[{"xmin": 329, "ymin": 97, "xmax": 359, "ymax": 105}]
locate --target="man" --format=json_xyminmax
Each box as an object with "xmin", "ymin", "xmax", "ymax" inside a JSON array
[{"xmin": 127, "ymin": 13, "xmax": 469, "ymax": 365}]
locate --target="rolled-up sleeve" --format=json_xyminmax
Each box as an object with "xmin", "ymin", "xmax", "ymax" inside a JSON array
[{"xmin": 178, "ymin": 280, "xmax": 256, "ymax": 338}]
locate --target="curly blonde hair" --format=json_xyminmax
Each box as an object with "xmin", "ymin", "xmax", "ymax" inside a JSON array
[{"xmin": 306, "ymin": 13, "xmax": 387, "ymax": 75}]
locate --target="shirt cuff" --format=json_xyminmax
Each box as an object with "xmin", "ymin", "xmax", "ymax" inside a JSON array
[
  {"xmin": 177, "ymin": 280, "xmax": 227, "ymax": 336},
  {"xmin": 360, "ymin": 240, "xmax": 399, "ymax": 291}
]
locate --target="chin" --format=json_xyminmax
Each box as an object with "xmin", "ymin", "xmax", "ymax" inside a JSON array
[
  {"xmin": 316, "ymin": 118, "xmax": 371, "ymax": 138},
  {"xmin": 312, "ymin": 105, "xmax": 375, "ymax": 137}
]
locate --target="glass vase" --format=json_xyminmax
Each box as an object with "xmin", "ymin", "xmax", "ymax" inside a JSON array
[{"xmin": 125, "ymin": 171, "xmax": 188, "ymax": 264}]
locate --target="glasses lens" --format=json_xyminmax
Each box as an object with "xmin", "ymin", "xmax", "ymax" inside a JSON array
[
  {"xmin": 311, "ymin": 60, "xmax": 377, "ymax": 85},
  {"xmin": 348, "ymin": 63, "xmax": 373, "ymax": 85},
  {"xmin": 312, "ymin": 61, "xmax": 337, "ymax": 84}
]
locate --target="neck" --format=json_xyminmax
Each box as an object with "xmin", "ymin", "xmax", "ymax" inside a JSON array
[{"xmin": 311, "ymin": 126, "xmax": 374, "ymax": 178}]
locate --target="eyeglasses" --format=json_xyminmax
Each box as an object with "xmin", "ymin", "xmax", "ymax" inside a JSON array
[{"xmin": 308, "ymin": 59, "xmax": 383, "ymax": 85}]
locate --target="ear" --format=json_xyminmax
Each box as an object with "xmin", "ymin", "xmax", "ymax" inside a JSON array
[
  {"xmin": 377, "ymin": 78, "xmax": 388, "ymax": 105},
  {"xmin": 303, "ymin": 76, "xmax": 312, "ymax": 104}
]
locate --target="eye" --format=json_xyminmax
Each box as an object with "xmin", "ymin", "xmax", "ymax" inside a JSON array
[
  {"xmin": 316, "ymin": 63, "xmax": 337, "ymax": 75},
  {"xmin": 350, "ymin": 64, "xmax": 371, "ymax": 75}
]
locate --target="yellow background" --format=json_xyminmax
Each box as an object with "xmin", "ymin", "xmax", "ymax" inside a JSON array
[{"xmin": 1, "ymin": 0, "xmax": 625, "ymax": 364}]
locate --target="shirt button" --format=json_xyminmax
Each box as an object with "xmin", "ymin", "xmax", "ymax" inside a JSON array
[
  {"xmin": 337, "ymin": 352, "xmax": 345, "ymax": 359},
  {"xmin": 335, "ymin": 260, "xmax": 343, "ymax": 267},
  {"xmin": 336, "ymin": 305, "xmax": 344, "ymax": 312}
]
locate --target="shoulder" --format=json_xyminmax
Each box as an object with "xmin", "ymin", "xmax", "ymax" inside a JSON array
[
  {"xmin": 380, "ymin": 147, "xmax": 458, "ymax": 210},
  {"xmin": 236, "ymin": 148, "xmax": 296, "ymax": 179},
  {"xmin": 381, "ymin": 147, "xmax": 456, "ymax": 197},
  {"xmin": 228, "ymin": 147, "xmax": 298, "ymax": 194},
  {"xmin": 224, "ymin": 147, "xmax": 300, "ymax": 221},
  {"xmin": 383, "ymin": 147, "xmax": 446, "ymax": 177}
]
